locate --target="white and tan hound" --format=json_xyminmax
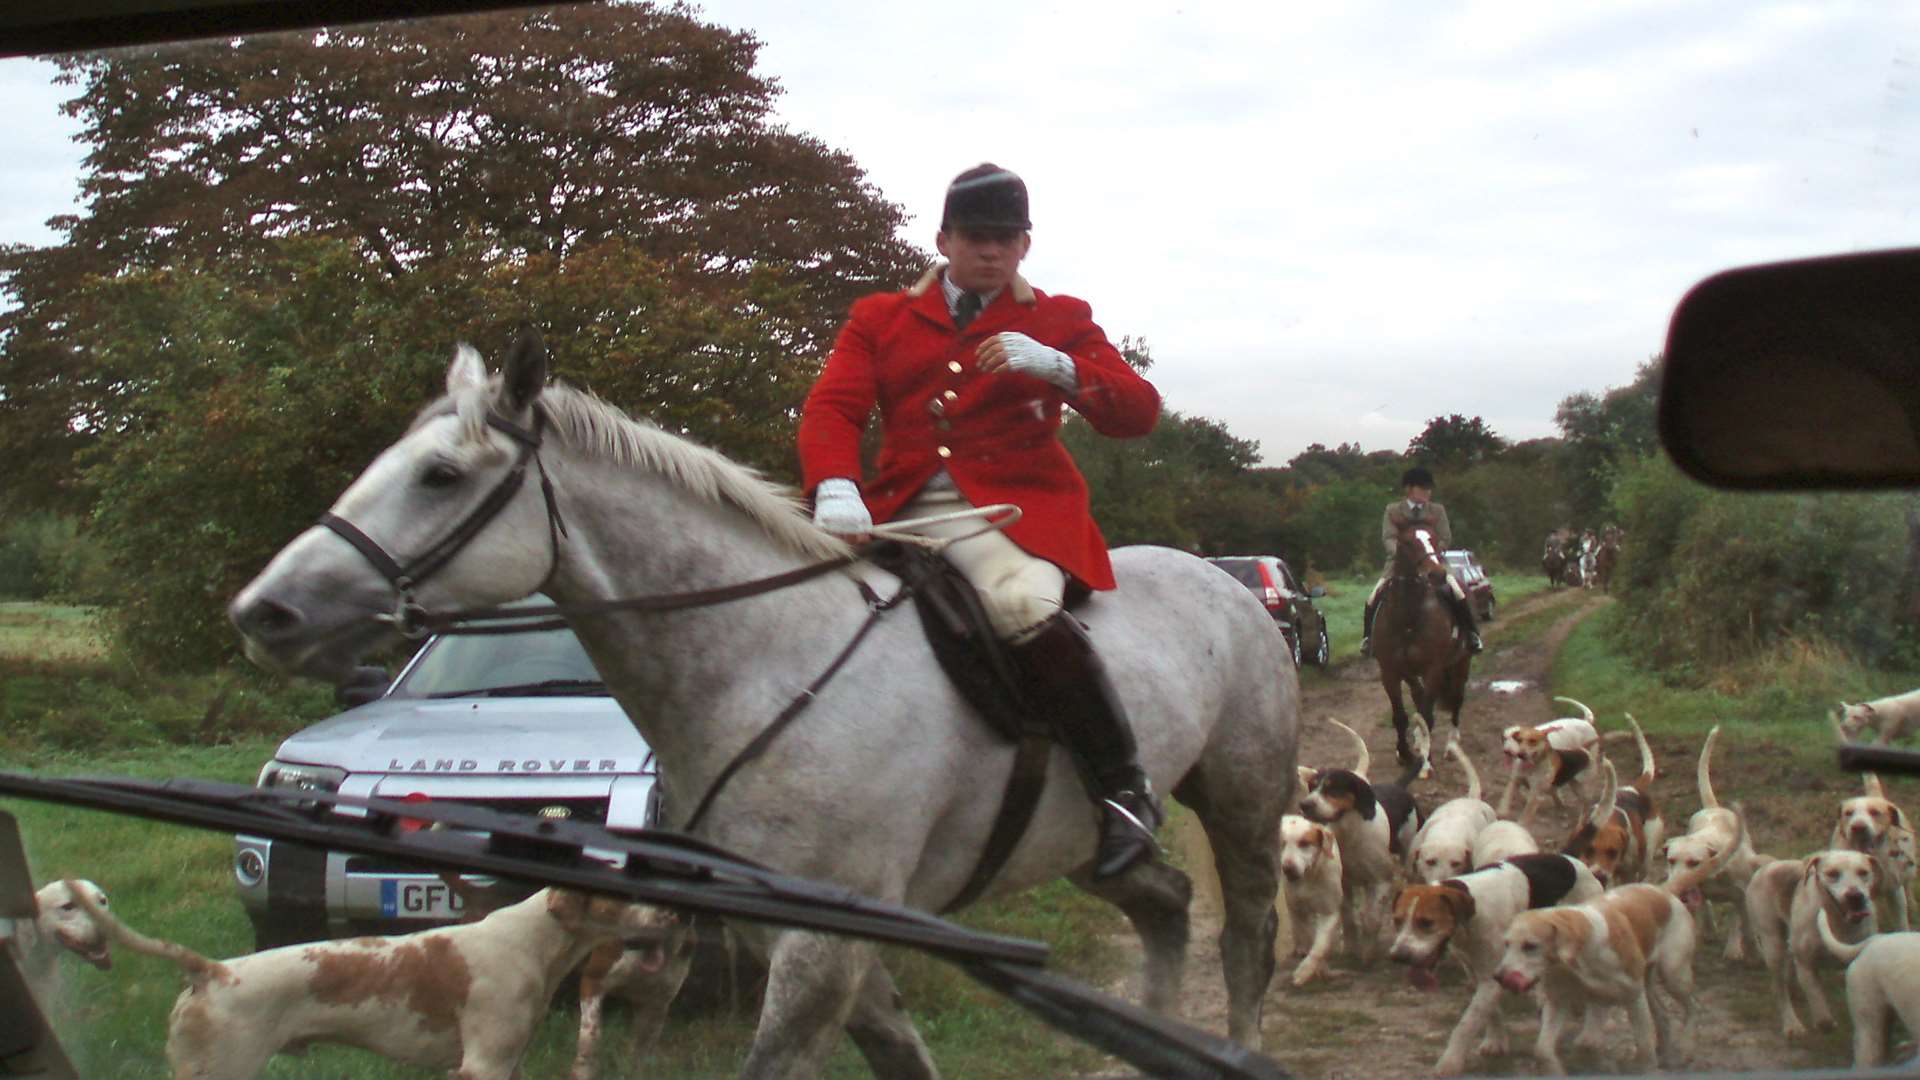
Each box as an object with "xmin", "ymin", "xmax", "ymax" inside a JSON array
[
  {"xmin": 1277, "ymin": 813, "xmax": 1344, "ymax": 986},
  {"xmin": 1494, "ymin": 812, "xmax": 1741, "ymax": 1074},
  {"xmin": 1408, "ymin": 742, "xmax": 1496, "ymax": 885},
  {"xmin": 72, "ymin": 881, "xmax": 671, "ymax": 1080},
  {"xmin": 1745, "ymin": 848, "xmax": 1882, "ymax": 1038},
  {"xmin": 2, "ymin": 879, "xmax": 113, "ymax": 1007},
  {"xmin": 1656, "ymin": 725, "xmax": 1767, "ymax": 958},
  {"xmin": 1559, "ymin": 717, "xmax": 1663, "ymax": 886},
  {"xmin": 1389, "ymin": 853, "xmax": 1603, "ymax": 1075},
  {"xmin": 1814, "ymin": 909, "xmax": 1920, "ymax": 1067},
  {"xmin": 1298, "ymin": 751, "xmax": 1423, "ymax": 964}
]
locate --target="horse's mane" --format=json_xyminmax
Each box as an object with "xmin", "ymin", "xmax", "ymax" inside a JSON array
[{"xmin": 427, "ymin": 380, "xmax": 849, "ymax": 562}]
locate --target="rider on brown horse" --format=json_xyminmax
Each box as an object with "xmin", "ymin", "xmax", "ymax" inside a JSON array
[{"xmin": 1361, "ymin": 466, "xmax": 1484, "ymax": 657}]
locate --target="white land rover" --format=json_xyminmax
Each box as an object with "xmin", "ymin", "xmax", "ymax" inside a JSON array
[{"xmin": 232, "ymin": 605, "xmax": 660, "ymax": 948}]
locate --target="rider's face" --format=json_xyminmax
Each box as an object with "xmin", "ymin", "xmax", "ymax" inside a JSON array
[
  {"xmin": 1405, "ymin": 484, "xmax": 1433, "ymax": 505},
  {"xmin": 937, "ymin": 227, "xmax": 1031, "ymax": 293}
]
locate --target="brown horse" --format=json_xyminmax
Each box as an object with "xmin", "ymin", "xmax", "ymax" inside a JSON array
[
  {"xmin": 1375, "ymin": 521, "xmax": 1472, "ymax": 777},
  {"xmin": 1593, "ymin": 536, "xmax": 1620, "ymax": 593},
  {"xmin": 1542, "ymin": 545, "xmax": 1568, "ymax": 588}
]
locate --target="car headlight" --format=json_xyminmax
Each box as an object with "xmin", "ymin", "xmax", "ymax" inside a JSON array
[{"xmin": 256, "ymin": 760, "xmax": 347, "ymax": 794}]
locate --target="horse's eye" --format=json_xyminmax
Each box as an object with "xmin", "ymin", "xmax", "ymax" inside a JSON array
[{"xmin": 421, "ymin": 463, "xmax": 463, "ymax": 488}]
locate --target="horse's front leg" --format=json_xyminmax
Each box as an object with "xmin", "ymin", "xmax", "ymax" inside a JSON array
[
  {"xmin": 1381, "ymin": 671, "xmax": 1417, "ymax": 770},
  {"xmin": 1404, "ymin": 673, "xmax": 1436, "ymax": 779},
  {"xmin": 845, "ymin": 957, "xmax": 940, "ymax": 1079},
  {"xmin": 742, "ymin": 931, "xmax": 876, "ymax": 1080}
]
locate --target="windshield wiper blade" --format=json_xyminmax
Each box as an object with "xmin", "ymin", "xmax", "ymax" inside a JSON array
[
  {"xmin": 0, "ymin": 770, "xmax": 1290, "ymax": 1080},
  {"xmin": 469, "ymin": 679, "xmax": 609, "ymax": 697}
]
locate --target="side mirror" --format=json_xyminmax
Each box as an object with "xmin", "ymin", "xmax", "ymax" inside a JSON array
[
  {"xmin": 1308, "ymin": 586, "xmax": 1327, "ymax": 599},
  {"xmin": 333, "ymin": 665, "xmax": 390, "ymax": 708},
  {"xmin": 1660, "ymin": 247, "xmax": 1920, "ymax": 489}
]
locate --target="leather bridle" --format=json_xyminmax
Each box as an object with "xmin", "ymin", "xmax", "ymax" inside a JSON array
[{"xmin": 318, "ymin": 409, "xmax": 567, "ymax": 637}]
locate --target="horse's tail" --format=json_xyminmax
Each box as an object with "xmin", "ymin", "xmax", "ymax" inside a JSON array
[
  {"xmin": 65, "ymin": 878, "xmax": 226, "ymax": 987},
  {"xmin": 1623, "ymin": 713, "xmax": 1657, "ymax": 789},
  {"xmin": 1815, "ymin": 907, "xmax": 1871, "ymax": 965},
  {"xmin": 1552, "ymin": 696, "xmax": 1595, "ymax": 724},
  {"xmin": 1326, "ymin": 717, "xmax": 1370, "ymax": 779},
  {"xmin": 1446, "ymin": 740, "xmax": 1481, "ymax": 803},
  {"xmin": 1696, "ymin": 726, "xmax": 1722, "ymax": 810}
]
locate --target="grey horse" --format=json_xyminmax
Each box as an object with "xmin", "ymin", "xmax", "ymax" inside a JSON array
[{"xmin": 230, "ymin": 334, "xmax": 1300, "ymax": 1078}]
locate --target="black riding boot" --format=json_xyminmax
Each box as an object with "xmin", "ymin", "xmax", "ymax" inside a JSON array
[
  {"xmin": 1361, "ymin": 594, "xmax": 1380, "ymax": 658},
  {"xmin": 1010, "ymin": 613, "xmax": 1162, "ymax": 879},
  {"xmin": 1446, "ymin": 590, "xmax": 1485, "ymax": 654}
]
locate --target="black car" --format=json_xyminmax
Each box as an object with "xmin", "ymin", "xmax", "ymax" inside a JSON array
[{"xmin": 1205, "ymin": 555, "xmax": 1330, "ymax": 669}]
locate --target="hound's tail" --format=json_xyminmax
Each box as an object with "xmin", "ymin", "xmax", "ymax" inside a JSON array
[
  {"xmin": 1864, "ymin": 771, "xmax": 1888, "ymax": 800},
  {"xmin": 1552, "ymin": 696, "xmax": 1595, "ymax": 724},
  {"xmin": 1327, "ymin": 717, "xmax": 1370, "ymax": 780},
  {"xmin": 1623, "ymin": 713, "xmax": 1657, "ymax": 790},
  {"xmin": 1447, "ymin": 740, "xmax": 1482, "ymax": 803},
  {"xmin": 1697, "ymin": 726, "xmax": 1722, "ymax": 810},
  {"xmin": 1815, "ymin": 907, "xmax": 1871, "ymax": 965},
  {"xmin": 64, "ymin": 878, "xmax": 226, "ymax": 986}
]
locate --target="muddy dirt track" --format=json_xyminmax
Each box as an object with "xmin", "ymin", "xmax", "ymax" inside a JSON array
[{"xmin": 1098, "ymin": 585, "xmax": 1870, "ymax": 1079}]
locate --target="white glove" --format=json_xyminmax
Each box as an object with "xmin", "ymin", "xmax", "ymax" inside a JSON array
[
  {"xmin": 811, "ymin": 478, "xmax": 873, "ymax": 537},
  {"xmin": 992, "ymin": 332, "xmax": 1078, "ymax": 392}
]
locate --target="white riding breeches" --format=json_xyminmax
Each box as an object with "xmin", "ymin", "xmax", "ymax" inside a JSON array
[
  {"xmin": 1370, "ymin": 573, "xmax": 1468, "ymax": 604},
  {"xmin": 894, "ymin": 485, "xmax": 1066, "ymax": 641}
]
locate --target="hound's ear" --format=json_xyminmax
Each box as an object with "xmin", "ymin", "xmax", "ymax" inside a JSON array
[
  {"xmin": 1319, "ymin": 826, "xmax": 1339, "ymax": 859},
  {"xmin": 501, "ymin": 325, "xmax": 548, "ymax": 413},
  {"xmin": 1800, "ymin": 854, "xmax": 1822, "ymax": 884},
  {"xmin": 1444, "ymin": 889, "xmax": 1477, "ymax": 924},
  {"xmin": 447, "ymin": 343, "xmax": 488, "ymax": 395},
  {"xmin": 545, "ymin": 887, "xmax": 587, "ymax": 925},
  {"xmin": 1551, "ymin": 920, "xmax": 1583, "ymax": 967},
  {"xmin": 1870, "ymin": 854, "xmax": 1889, "ymax": 893},
  {"xmin": 1392, "ymin": 888, "xmax": 1417, "ymax": 922}
]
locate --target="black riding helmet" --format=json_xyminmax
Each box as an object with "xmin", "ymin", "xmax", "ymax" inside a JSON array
[{"xmin": 1401, "ymin": 465, "xmax": 1436, "ymax": 490}]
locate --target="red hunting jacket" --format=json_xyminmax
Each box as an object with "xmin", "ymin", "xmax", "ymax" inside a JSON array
[{"xmin": 798, "ymin": 266, "xmax": 1160, "ymax": 591}]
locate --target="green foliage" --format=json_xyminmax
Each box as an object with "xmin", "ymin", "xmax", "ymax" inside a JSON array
[
  {"xmin": 1406, "ymin": 413, "xmax": 1506, "ymax": 468},
  {"xmin": 0, "ymin": 514, "xmax": 113, "ymax": 602},
  {"xmin": 1277, "ymin": 478, "xmax": 1391, "ymax": 575},
  {"xmin": 70, "ymin": 235, "xmax": 823, "ymax": 668},
  {"xmin": 1554, "ymin": 359, "xmax": 1660, "ymax": 524},
  {"xmin": 1442, "ymin": 457, "xmax": 1571, "ymax": 569},
  {"xmin": 1064, "ymin": 408, "xmax": 1271, "ymax": 553},
  {"xmin": 1606, "ymin": 454, "xmax": 1916, "ymax": 674}
]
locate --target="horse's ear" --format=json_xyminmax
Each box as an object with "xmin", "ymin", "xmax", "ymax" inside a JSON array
[
  {"xmin": 447, "ymin": 343, "xmax": 488, "ymax": 395},
  {"xmin": 501, "ymin": 325, "xmax": 548, "ymax": 413}
]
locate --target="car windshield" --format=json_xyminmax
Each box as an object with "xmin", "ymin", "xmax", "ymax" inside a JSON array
[
  {"xmin": 5, "ymin": 5, "xmax": 1920, "ymax": 1079},
  {"xmin": 390, "ymin": 626, "xmax": 609, "ymax": 699}
]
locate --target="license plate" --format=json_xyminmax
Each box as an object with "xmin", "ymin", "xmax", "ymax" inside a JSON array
[{"xmin": 379, "ymin": 878, "xmax": 466, "ymax": 919}]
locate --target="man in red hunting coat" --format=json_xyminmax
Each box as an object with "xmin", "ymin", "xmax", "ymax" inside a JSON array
[{"xmin": 798, "ymin": 163, "xmax": 1163, "ymax": 879}]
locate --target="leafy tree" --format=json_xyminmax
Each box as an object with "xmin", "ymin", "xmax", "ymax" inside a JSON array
[
  {"xmin": 1554, "ymin": 359, "xmax": 1660, "ymax": 523},
  {"xmin": 72, "ymin": 235, "xmax": 821, "ymax": 668},
  {"xmin": 1407, "ymin": 414, "xmax": 1506, "ymax": 467},
  {"xmin": 1065, "ymin": 409, "xmax": 1265, "ymax": 553},
  {"xmin": 0, "ymin": 2, "xmax": 923, "ymax": 512}
]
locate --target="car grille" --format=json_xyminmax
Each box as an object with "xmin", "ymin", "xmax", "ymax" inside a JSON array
[{"xmin": 342, "ymin": 796, "xmax": 611, "ymax": 874}]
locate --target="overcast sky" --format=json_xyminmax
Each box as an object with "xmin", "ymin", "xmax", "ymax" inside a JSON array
[{"xmin": 4, "ymin": 1, "xmax": 1917, "ymax": 464}]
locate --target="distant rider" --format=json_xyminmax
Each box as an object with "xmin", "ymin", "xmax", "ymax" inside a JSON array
[{"xmin": 1360, "ymin": 466, "xmax": 1484, "ymax": 657}]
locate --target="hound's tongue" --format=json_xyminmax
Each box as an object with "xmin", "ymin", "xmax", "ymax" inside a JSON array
[
  {"xmin": 86, "ymin": 947, "xmax": 112, "ymax": 971},
  {"xmin": 1679, "ymin": 887, "xmax": 1705, "ymax": 912},
  {"xmin": 1407, "ymin": 963, "xmax": 1440, "ymax": 992},
  {"xmin": 1849, "ymin": 905, "xmax": 1874, "ymax": 923}
]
